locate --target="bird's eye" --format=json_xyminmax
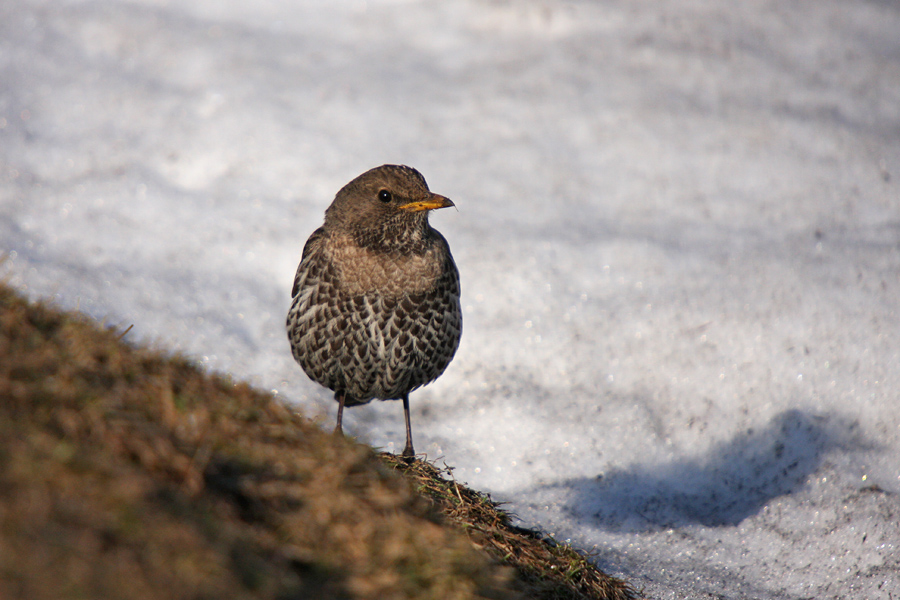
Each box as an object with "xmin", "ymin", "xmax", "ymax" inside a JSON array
[{"xmin": 378, "ymin": 189, "xmax": 392, "ymax": 203}]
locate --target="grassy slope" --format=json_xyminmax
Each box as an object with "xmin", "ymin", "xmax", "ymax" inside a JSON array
[{"xmin": 0, "ymin": 281, "xmax": 638, "ymax": 600}]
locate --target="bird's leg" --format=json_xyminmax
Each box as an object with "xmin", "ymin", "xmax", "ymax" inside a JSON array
[
  {"xmin": 401, "ymin": 393, "xmax": 415, "ymax": 459},
  {"xmin": 334, "ymin": 392, "xmax": 345, "ymax": 435}
]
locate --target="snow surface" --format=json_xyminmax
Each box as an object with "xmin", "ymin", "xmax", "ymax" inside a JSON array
[{"xmin": 3, "ymin": 0, "xmax": 900, "ymax": 597}]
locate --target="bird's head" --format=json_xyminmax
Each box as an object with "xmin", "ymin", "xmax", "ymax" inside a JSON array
[{"xmin": 324, "ymin": 164, "xmax": 454, "ymax": 251}]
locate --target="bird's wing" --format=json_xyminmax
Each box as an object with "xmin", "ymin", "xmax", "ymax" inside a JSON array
[
  {"xmin": 291, "ymin": 227, "xmax": 326, "ymax": 299},
  {"xmin": 432, "ymin": 230, "xmax": 461, "ymax": 284}
]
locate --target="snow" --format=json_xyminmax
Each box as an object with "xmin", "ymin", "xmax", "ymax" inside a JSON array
[{"xmin": 3, "ymin": 0, "xmax": 900, "ymax": 597}]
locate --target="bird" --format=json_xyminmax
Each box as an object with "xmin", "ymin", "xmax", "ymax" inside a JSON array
[{"xmin": 286, "ymin": 164, "xmax": 462, "ymax": 458}]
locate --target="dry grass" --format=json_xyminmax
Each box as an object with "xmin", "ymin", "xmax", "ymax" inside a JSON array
[
  {"xmin": 0, "ymin": 280, "xmax": 638, "ymax": 600},
  {"xmin": 380, "ymin": 455, "xmax": 638, "ymax": 600}
]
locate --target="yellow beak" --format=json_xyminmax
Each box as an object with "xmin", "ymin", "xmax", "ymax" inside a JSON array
[{"xmin": 398, "ymin": 194, "xmax": 455, "ymax": 212}]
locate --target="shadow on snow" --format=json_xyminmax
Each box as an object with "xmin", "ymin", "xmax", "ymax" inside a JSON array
[{"xmin": 555, "ymin": 409, "xmax": 867, "ymax": 530}]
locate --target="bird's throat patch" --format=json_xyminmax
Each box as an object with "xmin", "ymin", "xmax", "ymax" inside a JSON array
[{"xmin": 329, "ymin": 232, "xmax": 442, "ymax": 297}]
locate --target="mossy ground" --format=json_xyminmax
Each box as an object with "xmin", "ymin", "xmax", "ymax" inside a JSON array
[{"xmin": 0, "ymin": 279, "xmax": 639, "ymax": 600}]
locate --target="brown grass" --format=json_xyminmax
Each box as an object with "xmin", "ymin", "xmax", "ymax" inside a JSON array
[
  {"xmin": 380, "ymin": 455, "xmax": 638, "ymax": 600},
  {"xmin": 0, "ymin": 280, "xmax": 639, "ymax": 600}
]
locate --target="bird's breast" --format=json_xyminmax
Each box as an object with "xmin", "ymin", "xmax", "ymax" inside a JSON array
[{"xmin": 328, "ymin": 232, "xmax": 443, "ymax": 297}]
